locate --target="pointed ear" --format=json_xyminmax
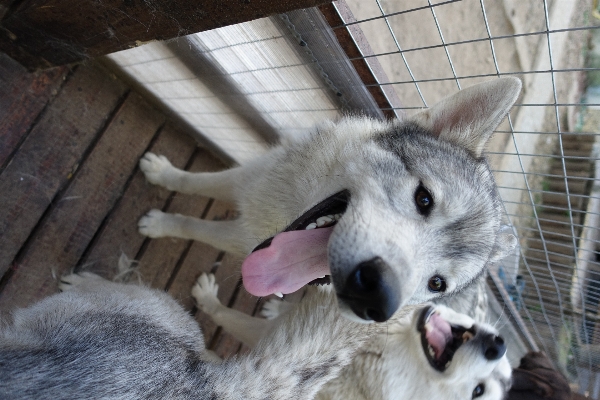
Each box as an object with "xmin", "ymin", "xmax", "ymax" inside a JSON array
[{"xmin": 410, "ymin": 77, "xmax": 521, "ymax": 157}]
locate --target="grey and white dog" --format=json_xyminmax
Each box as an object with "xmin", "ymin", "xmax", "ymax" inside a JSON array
[
  {"xmin": 193, "ymin": 273, "xmax": 513, "ymax": 400},
  {"xmin": 138, "ymin": 77, "xmax": 521, "ymax": 322},
  {"xmin": 0, "ymin": 272, "xmax": 371, "ymax": 399}
]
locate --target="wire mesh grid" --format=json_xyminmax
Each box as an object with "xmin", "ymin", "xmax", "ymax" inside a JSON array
[{"xmin": 337, "ymin": 0, "xmax": 598, "ymax": 395}]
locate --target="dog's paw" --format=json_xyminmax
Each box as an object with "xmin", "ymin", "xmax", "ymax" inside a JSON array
[
  {"xmin": 59, "ymin": 272, "xmax": 102, "ymax": 292},
  {"xmin": 261, "ymin": 298, "xmax": 284, "ymax": 320},
  {"xmin": 192, "ymin": 273, "xmax": 221, "ymax": 315},
  {"xmin": 138, "ymin": 209, "xmax": 169, "ymax": 238},
  {"xmin": 139, "ymin": 152, "xmax": 174, "ymax": 187}
]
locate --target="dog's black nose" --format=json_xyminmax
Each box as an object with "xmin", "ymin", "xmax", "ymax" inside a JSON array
[
  {"xmin": 343, "ymin": 257, "xmax": 400, "ymax": 322},
  {"xmin": 482, "ymin": 334, "xmax": 506, "ymax": 360}
]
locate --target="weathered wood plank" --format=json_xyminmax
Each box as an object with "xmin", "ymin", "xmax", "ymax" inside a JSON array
[
  {"xmin": 136, "ymin": 148, "xmax": 226, "ymax": 289},
  {"xmin": 1, "ymin": 0, "xmax": 332, "ymax": 69},
  {"xmin": 165, "ymin": 201, "xmax": 236, "ymax": 309},
  {"xmin": 0, "ymin": 53, "xmax": 69, "ymax": 167},
  {"xmin": 78, "ymin": 124, "xmax": 197, "ymax": 276},
  {"xmin": 0, "ymin": 91, "xmax": 163, "ymax": 312},
  {"xmin": 0, "ymin": 64, "xmax": 128, "ymax": 276},
  {"xmin": 160, "ymin": 201, "xmax": 235, "ymax": 298},
  {"xmin": 161, "ymin": 200, "xmax": 237, "ymax": 342},
  {"xmin": 167, "ymin": 242, "xmax": 223, "ymax": 312}
]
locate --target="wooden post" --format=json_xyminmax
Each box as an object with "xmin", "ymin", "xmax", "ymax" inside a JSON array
[
  {"xmin": 318, "ymin": 0, "xmax": 402, "ymax": 119},
  {"xmin": 0, "ymin": 0, "xmax": 332, "ymax": 70}
]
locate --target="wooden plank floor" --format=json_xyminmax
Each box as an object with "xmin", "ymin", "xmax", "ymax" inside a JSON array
[{"xmin": 0, "ymin": 53, "xmax": 260, "ymax": 358}]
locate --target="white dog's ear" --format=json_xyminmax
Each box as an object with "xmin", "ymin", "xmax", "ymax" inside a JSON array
[
  {"xmin": 488, "ymin": 228, "xmax": 518, "ymax": 264},
  {"xmin": 410, "ymin": 77, "xmax": 521, "ymax": 157}
]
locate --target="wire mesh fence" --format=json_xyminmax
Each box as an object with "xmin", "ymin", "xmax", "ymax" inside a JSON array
[{"xmin": 338, "ymin": 0, "xmax": 598, "ymax": 395}]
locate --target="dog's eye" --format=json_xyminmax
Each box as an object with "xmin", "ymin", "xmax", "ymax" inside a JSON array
[
  {"xmin": 414, "ymin": 185, "xmax": 433, "ymax": 215},
  {"xmin": 427, "ymin": 275, "xmax": 447, "ymax": 293},
  {"xmin": 472, "ymin": 383, "xmax": 485, "ymax": 398}
]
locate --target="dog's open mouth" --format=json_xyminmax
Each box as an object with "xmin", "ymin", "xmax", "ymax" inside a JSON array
[
  {"xmin": 241, "ymin": 190, "xmax": 349, "ymax": 297},
  {"xmin": 417, "ymin": 306, "xmax": 475, "ymax": 372}
]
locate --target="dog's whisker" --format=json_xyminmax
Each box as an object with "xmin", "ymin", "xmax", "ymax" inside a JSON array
[{"xmin": 491, "ymin": 300, "xmax": 508, "ymax": 330}]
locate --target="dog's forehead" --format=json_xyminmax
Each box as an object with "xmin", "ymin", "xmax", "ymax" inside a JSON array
[
  {"xmin": 449, "ymin": 346, "xmax": 511, "ymax": 399},
  {"xmin": 473, "ymin": 358, "xmax": 512, "ymax": 400},
  {"xmin": 369, "ymin": 124, "xmax": 500, "ymax": 238},
  {"xmin": 371, "ymin": 123, "xmax": 495, "ymax": 192}
]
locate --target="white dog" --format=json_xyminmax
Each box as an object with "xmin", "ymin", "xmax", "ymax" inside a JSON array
[
  {"xmin": 193, "ymin": 273, "xmax": 513, "ymax": 400},
  {"xmin": 0, "ymin": 272, "xmax": 372, "ymax": 399},
  {"xmin": 138, "ymin": 77, "xmax": 521, "ymax": 321}
]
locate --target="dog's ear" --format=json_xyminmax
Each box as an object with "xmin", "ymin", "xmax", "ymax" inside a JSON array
[
  {"xmin": 508, "ymin": 352, "xmax": 573, "ymax": 400},
  {"xmin": 410, "ymin": 77, "xmax": 521, "ymax": 157},
  {"xmin": 509, "ymin": 369, "xmax": 555, "ymax": 399},
  {"xmin": 519, "ymin": 351, "xmax": 556, "ymax": 371},
  {"xmin": 488, "ymin": 227, "xmax": 517, "ymax": 264}
]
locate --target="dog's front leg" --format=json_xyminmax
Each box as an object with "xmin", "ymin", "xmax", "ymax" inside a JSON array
[
  {"xmin": 193, "ymin": 273, "xmax": 272, "ymax": 348},
  {"xmin": 205, "ymin": 286, "xmax": 371, "ymax": 400},
  {"xmin": 140, "ymin": 152, "xmax": 243, "ymax": 202},
  {"xmin": 138, "ymin": 210, "xmax": 253, "ymax": 254}
]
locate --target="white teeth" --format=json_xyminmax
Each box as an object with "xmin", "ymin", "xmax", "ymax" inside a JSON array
[
  {"xmin": 445, "ymin": 361, "xmax": 451, "ymax": 369},
  {"xmin": 462, "ymin": 331, "xmax": 474, "ymax": 342},
  {"xmin": 428, "ymin": 344, "xmax": 435, "ymax": 358},
  {"xmin": 304, "ymin": 214, "xmax": 342, "ymax": 230},
  {"xmin": 316, "ymin": 216, "xmax": 333, "ymax": 227},
  {"xmin": 426, "ymin": 310, "xmax": 434, "ymax": 324},
  {"xmin": 274, "ymin": 292, "xmax": 283, "ymax": 298}
]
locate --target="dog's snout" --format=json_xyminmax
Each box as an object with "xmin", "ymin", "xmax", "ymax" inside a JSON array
[
  {"xmin": 343, "ymin": 257, "xmax": 400, "ymax": 322},
  {"xmin": 482, "ymin": 333, "xmax": 506, "ymax": 361}
]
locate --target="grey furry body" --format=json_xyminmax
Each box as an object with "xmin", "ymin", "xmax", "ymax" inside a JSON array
[
  {"xmin": 0, "ymin": 273, "xmax": 370, "ymax": 399},
  {"xmin": 137, "ymin": 78, "xmax": 521, "ymax": 322}
]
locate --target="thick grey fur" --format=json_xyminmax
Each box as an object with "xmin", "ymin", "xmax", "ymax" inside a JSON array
[{"xmin": 0, "ymin": 273, "xmax": 371, "ymax": 399}]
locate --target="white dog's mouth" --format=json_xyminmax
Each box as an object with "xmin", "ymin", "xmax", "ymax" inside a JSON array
[
  {"xmin": 417, "ymin": 306, "xmax": 475, "ymax": 372},
  {"xmin": 241, "ymin": 190, "xmax": 349, "ymax": 297}
]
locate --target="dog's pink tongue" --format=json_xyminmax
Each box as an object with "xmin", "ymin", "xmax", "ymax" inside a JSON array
[
  {"xmin": 242, "ymin": 227, "xmax": 333, "ymax": 296},
  {"xmin": 426, "ymin": 313, "xmax": 452, "ymax": 360}
]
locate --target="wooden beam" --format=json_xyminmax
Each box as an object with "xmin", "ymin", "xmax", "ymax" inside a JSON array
[
  {"xmin": 0, "ymin": 0, "xmax": 332, "ymax": 70},
  {"xmin": 318, "ymin": 0, "xmax": 403, "ymax": 119}
]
